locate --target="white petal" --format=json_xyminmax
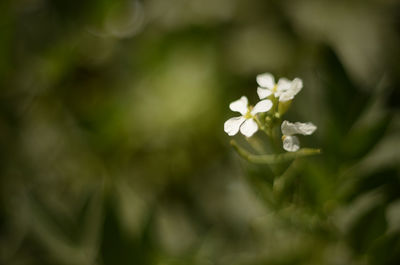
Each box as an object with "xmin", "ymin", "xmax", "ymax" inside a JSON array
[
  {"xmin": 229, "ymin": 96, "xmax": 248, "ymax": 115},
  {"xmin": 283, "ymin": 136, "xmax": 300, "ymax": 152},
  {"xmin": 256, "ymin": 73, "xmax": 275, "ymax": 89},
  {"xmin": 281, "ymin": 120, "xmax": 296, "ymax": 136},
  {"xmin": 281, "ymin": 120, "xmax": 317, "ymax": 136},
  {"xmin": 257, "ymin": 87, "xmax": 272, "ymax": 99},
  {"xmin": 278, "ymin": 78, "xmax": 302, "ymax": 102},
  {"xmin": 251, "ymin": 99, "xmax": 273, "ymax": 115},
  {"xmin": 292, "ymin": 78, "xmax": 303, "ymax": 91},
  {"xmin": 278, "ymin": 91, "xmax": 295, "ymax": 102},
  {"xmin": 276, "ymin": 78, "xmax": 291, "ymax": 92},
  {"xmin": 224, "ymin": 116, "xmax": 246, "ymax": 136},
  {"xmin": 240, "ymin": 119, "xmax": 258, "ymax": 137},
  {"xmin": 297, "ymin": 122, "xmax": 316, "ymax": 135}
]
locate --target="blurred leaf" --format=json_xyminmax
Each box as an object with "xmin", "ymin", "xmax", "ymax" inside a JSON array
[
  {"xmin": 320, "ymin": 46, "xmax": 370, "ymax": 133},
  {"xmin": 347, "ymin": 203, "xmax": 387, "ymax": 253},
  {"xmin": 369, "ymin": 232, "xmax": 400, "ymax": 265},
  {"xmin": 349, "ymin": 168, "xmax": 400, "ymax": 203},
  {"xmin": 99, "ymin": 192, "xmax": 156, "ymax": 265},
  {"xmin": 341, "ymin": 114, "xmax": 392, "ymax": 162},
  {"xmin": 28, "ymin": 187, "xmax": 103, "ymax": 265}
]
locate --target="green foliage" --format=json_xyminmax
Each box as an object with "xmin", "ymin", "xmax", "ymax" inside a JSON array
[{"xmin": 0, "ymin": 0, "xmax": 399, "ymax": 265}]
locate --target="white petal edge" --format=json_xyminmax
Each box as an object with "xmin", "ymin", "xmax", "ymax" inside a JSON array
[
  {"xmin": 281, "ymin": 120, "xmax": 296, "ymax": 136},
  {"xmin": 283, "ymin": 135, "xmax": 300, "ymax": 152},
  {"xmin": 229, "ymin": 96, "xmax": 248, "ymax": 115},
  {"xmin": 257, "ymin": 87, "xmax": 272, "ymax": 99},
  {"xmin": 278, "ymin": 78, "xmax": 303, "ymax": 102},
  {"xmin": 278, "ymin": 91, "xmax": 295, "ymax": 102},
  {"xmin": 251, "ymin": 99, "xmax": 273, "ymax": 115},
  {"xmin": 240, "ymin": 118, "xmax": 258, "ymax": 137},
  {"xmin": 256, "ymin": 73, "xmax": 275, "ymax": 89},
  {"xmin": 224, "ymin": 116, "xmax": 245, "ymax": 136},
  {"xmin": 292, "ymin": 78, "xmax": 303, "ymax": 91},
  {"xmin": 276, "ymin": 78, "xmax": 292, "ymax": 92},
  {"xmin": 296, "ymin": 121, "xmax": 316, "ymax": 135},
  {"xmin": 281, "ymin": 120, "xmax": 317, "ymax": 136}
]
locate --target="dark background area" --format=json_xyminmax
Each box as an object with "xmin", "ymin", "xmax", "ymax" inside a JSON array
[{"xmin": 1, "ymin": 0, "xmax": 400, "ymax": 264}]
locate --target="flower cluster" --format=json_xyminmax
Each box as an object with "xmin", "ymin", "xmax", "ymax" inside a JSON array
[
  {"xmin": 224, "ymin": 73, "xmax": 317, "ymax": 152},
  {"xmin": 281, "ymin": 120, "xmax": 317, "ymax": 152},
  {"xmin": 224, "ymin": 96, "xmax": 272, "ymax": 137},
  {"xmin": 257, "ymin": 73, "xmax": 303, "ymax": 102}
]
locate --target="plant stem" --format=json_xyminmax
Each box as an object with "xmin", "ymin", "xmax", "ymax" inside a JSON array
[{"xmin": 231, "ymin": 140, "xmax": 321, "ymax": 164}]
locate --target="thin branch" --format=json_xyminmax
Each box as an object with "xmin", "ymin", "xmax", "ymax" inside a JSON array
[{"xmin": 231, "ymin": 140, "xmax": 321, "ymax": 164}]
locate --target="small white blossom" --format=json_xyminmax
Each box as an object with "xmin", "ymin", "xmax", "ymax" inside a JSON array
[
  {"xmin": 256, "ymin": 73, "xmax": 303, "ymax": 102},
  {"xmin": 224, "ymin": 96, "xmax": 272, "ymax": 137},
  {"xmin": 281, "ymin": 120, "xmax": 317, "ymax": 152}
]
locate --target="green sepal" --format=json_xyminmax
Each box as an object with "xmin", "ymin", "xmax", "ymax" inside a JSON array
[{"xmin": 278, "ymin": 100, "xmax": 292, "ymax": 116}]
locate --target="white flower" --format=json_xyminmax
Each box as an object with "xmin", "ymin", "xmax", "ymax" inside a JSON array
[
  {"xmin": 281, "ymin": 120, "xmax": 317, "ymax": 152},
  {"xmin": 256, "ymin": 73, "xmax": 303, "ymax": 102},
  {"xmin": 224, "ymin": 96, "xmax": 272, "ymax": 137}
]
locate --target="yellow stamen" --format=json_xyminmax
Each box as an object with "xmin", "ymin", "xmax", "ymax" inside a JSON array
[{"xmin": 244, "ymin": 106, "xmax": 253, "ymax": 119}]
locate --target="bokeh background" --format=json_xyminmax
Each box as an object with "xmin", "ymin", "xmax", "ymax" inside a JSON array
[{"xmin": 1, "ymin": 0, "xmax": 400, "ymax": 264}]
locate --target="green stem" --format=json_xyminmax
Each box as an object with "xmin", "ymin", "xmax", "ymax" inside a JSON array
[
  {"xmin": 254, "ymin": 116, "xmax": 270, "ymax": 136},
  {"xmin": 231, "ymin": 140, "xmax": 321, "ymax": 164}
]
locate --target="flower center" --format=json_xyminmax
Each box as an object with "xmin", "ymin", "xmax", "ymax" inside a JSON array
[
  {"xmin": 272, "ymin": 84, "xmax": 278, "ymax": 93},
  {"xmin": 244, "ymin": 106, "xmax": 253, "ymax": 119}
]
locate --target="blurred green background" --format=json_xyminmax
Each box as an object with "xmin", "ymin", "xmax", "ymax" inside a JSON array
[{"xmin": 1, "ymin": 0, "xmax": 400, "ymax": 264}]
